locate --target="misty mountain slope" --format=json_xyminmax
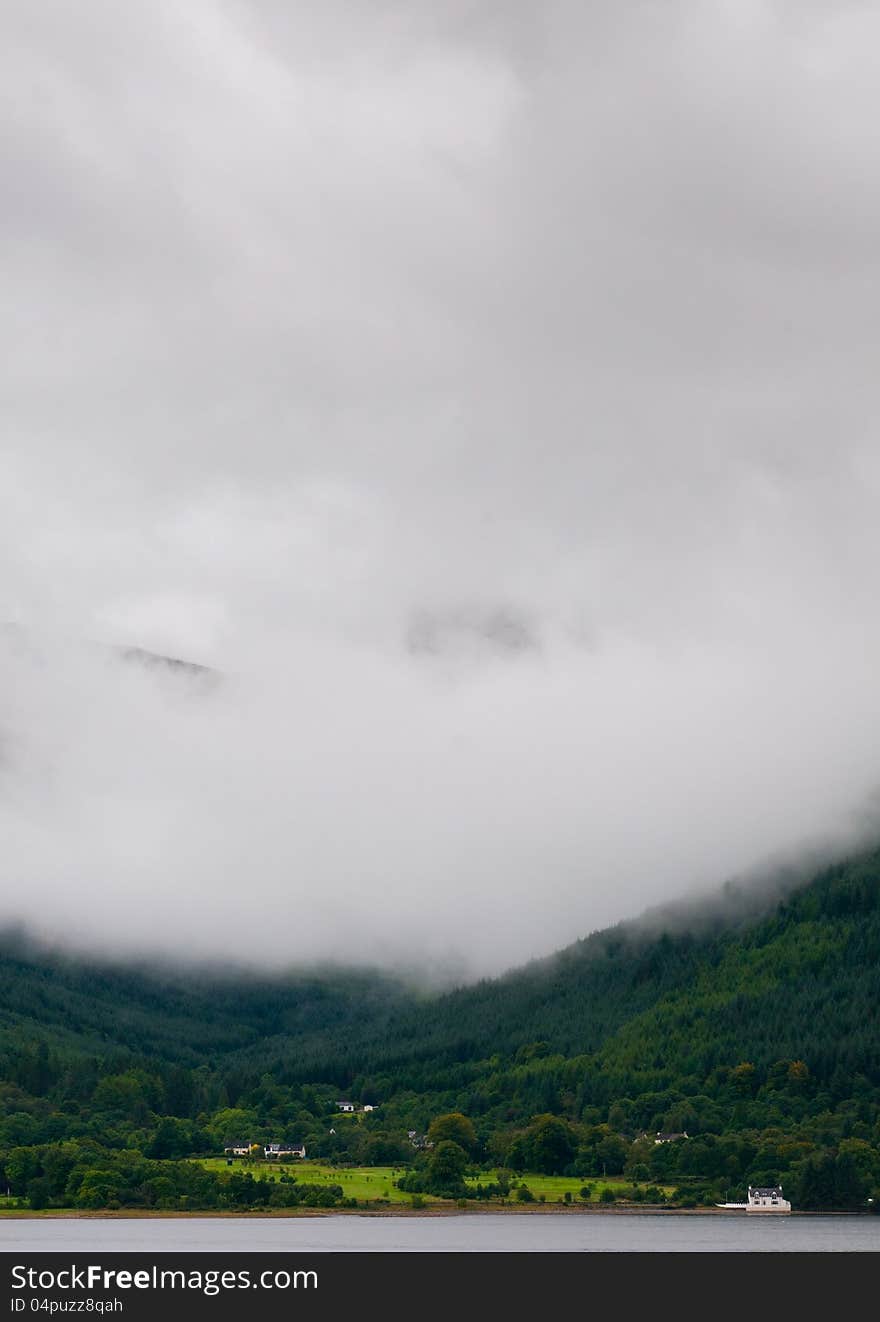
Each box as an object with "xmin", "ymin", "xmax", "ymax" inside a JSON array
[
  {"xmin": 231, "ymin": 851, "xmax": 872, "ymax": 1078},
  {"xmin": 225, "ymin": 852, "xmax": 880, "ymax": 1093},
  {"xmin": 590, "ymin": 858, "xmax": 880, "ymax": 1086},
  {"xmin": 1, "ymin": 850, "xmax": 878, "ymax": 1105},
  {"xmin": 0, "ymin": 940, "xmax": 407, "ymax": 1068}
]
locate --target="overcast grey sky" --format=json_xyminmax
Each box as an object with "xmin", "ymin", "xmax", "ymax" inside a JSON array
[{"xmin": 2, "ymin": 2, "xmax": 880, "ymax": 974}]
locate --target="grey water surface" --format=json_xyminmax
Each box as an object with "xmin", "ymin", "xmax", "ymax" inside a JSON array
[{"xmin": 3, "ymin": 1213, "xmax": 879, "ymax": 1252}]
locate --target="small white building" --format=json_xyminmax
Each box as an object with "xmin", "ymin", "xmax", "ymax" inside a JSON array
[
  {"xmin": 747, "ymin": 1185, "xmax": 791, "ymax": 1213},
  {"xmin": 264, "ymin": 1143, "xmax": 306, "ymax": 1159},
  {"xmin": 224, "ymin": 1144, "xmax": 253, "ymax": 1157},
  {"xmin": 362, "ymin": 1104, "xmax": 377, "ymax": 1113},
  {"xmin": 717, "ymin": 1185, "xmax": 791, "ymax": 1213},
  {"xmin": 337, "ymin": 1100, "xmax": 356, "ymax": 1112}
]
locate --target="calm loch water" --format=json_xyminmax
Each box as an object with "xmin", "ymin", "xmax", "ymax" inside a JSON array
[{"xmin": 2, "ymin": 1213, "xmax": 879, "ymax": 1252}]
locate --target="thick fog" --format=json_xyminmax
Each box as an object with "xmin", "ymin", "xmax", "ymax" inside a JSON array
[{"xmin": 2, "ymin": 2, "xmax": 880, "ymax": 975}]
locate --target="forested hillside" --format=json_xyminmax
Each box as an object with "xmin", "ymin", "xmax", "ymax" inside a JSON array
[{"xmin": 1, "ymin": 850, "xmax": 879, "ymax": 1212}]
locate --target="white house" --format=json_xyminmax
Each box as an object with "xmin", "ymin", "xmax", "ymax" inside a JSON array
[
  {"xmin": 717, "ymin": 1185, "xmax": 792, "ymax": 1213},
  {"xmin": 747, "ymin": 1185, "xmax": 791, "ymax": 1213},
  {"xmin": 264, "ymin": 1143, "xmax": 306, "ymax": 1159},
  {"xmin": 337, "ymin": 1100, "xmax": 356, "ymax": 1112},
  {"xmin": 224, "ymin": 1144, "xmax": 253, "ymax": 1157},
  {"xmin": 362, "ymin": 1104, "xmax": 377, "ymax": 1113}
]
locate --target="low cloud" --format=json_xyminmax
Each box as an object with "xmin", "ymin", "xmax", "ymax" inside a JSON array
[{"xmin": 2, "ymin": 2, "xmax": 880, "ymax": 974}]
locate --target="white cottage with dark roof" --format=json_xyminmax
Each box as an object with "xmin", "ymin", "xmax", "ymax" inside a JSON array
[
  {"xmin": 264, "ymin": 1142, "xmax": 306, "ymax": 1159},
  {"xmin": 747, "ymin": 1185, "xmax": 791, "ymax": 1212},
  {"xmin": 717, "ymin": 1184, "xmax": 791, "ymax": 1213}
]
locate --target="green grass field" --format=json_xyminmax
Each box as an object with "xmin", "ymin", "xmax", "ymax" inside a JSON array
[
  {"xmin": 0, "ymin": 1168, "xmax": 676, "ymax": 1214},
  {"xmin": 200, "ymin": 1159, "xmax": 417, "ymax": 1203},
  {"xmin": 467, "ymin": 1170, "xmax": 675, "ymax": 1203},
  {"xmin": 199, "ymin": 1159, "xmax": 672, "ymax": 1204}
]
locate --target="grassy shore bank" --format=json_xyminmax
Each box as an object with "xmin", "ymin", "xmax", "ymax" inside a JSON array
[
  {"xmin": 0, "ymin": 1162, "xmax": 684, "ymax": 1217},
  {"xmin": 194, "ymin": 1158, "xmax": 674, "ymax": 1206}
]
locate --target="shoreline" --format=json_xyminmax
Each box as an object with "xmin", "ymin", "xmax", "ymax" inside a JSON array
[{"xmin": 0, "ymin": 1205, "xmax": 856, "ymax": 1220}]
